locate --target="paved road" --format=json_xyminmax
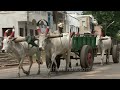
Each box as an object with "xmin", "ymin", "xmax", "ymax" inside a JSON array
[{"xmin": 0, "ymin": 55, "xmax": 120, "ymax": 79}]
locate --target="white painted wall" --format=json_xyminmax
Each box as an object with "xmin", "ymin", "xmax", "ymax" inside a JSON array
[
  {"xmin": 0, "ymin": 11, "xmax": 54, "ymax": 37},
  {"xmin": 66, "ymin": 13, "xmax": 80, "ymax": 33},
  {"xmin": 0, "ymin": 12, "xmax": 20, "ymax": 37}
]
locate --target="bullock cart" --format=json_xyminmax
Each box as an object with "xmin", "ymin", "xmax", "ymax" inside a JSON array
[
  {"xmin": 54, "ymin": 33, "xmax": 119, "ymax": 71},
  {"xmin": 36, "ymin": 19, "xmax": 119, "ymax": 72},
  {"xmin": 70, "ymin": 33, "xmax": 96, "ymax": 70},
  {"xmin": 52, "ymin": 33, "xmax": 96, "ymax": 71}
]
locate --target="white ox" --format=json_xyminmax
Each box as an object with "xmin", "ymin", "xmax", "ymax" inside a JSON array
[
  {"xmin": 94, "ymin": 25, "xmax": 112, "ymax": 65},
  {"xmin": 1, "ymin": 28, "xmax": 42, "ymax": 77},
  {"xmin": 37, "ymin": 23, "xmax": 71, "ymax": 74}
]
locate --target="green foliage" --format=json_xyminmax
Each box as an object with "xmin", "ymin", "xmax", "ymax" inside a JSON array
[{"xmin": 82, "ymin": 11, "xmax": 120, "ymax": 38}]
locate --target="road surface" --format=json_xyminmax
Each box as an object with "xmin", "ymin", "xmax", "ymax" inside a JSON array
[{"xmin": 0, "ymin": 55, "xmax": 120, "ymax": 79}]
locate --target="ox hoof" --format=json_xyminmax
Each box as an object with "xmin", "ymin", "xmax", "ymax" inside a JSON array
[
  {"xmin": 37, "ymin": 71, "xmax": 40, "ymax": 75},
  {"xmin": 76, "ymin": 63, "xmax": 78, "ymax": 66},
  {"xmin": 69, "ymin": 62, "xmax": 72, "ymax": 68},
  {"xmin": 56, "ymin": 71, "xmax": 58, "ymax": 75},
  {"xmin": 65, "ymin": 68, "xmax": 69, "ymax": 71},
  {"xmin": 55, "ymin": 69, "xmax": 59, "ymax": 74},
  {"xmin": 106, "ymin": 61, "xmax": 109, "ymax": 64},
  {"xmin": 36, "ymin": 59, "xmax": 43, "ymax": 64},
  {"xmin": 18, "ymin": 73, "xmax": 20, "ymax": 78},
  {"xmin": 100, "ymin": 63, "xmax": 104, "ymax": 65},
  {"xmin": 51, "ymin": 68, "xmax": 56, "ymax": 72},
  {"xmin": 48, "ymin": 72, "xmax": 51, "ymax": 78},
  {"xmin": 40, "ymin": 61, "xmax": 43, "ymax": 64},
  {"xmin": 24, "ymin": 71, "xmax": 30, "ymax": 76}
]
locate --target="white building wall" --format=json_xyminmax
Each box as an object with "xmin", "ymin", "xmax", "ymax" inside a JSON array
[
  {"xmin": 66, "ymin": 13, "xmax": 80, "ymax": 33},
  {"xmin": 0, "ymin": 11, "xmax": 53, "ymax": 37},
  {"xmin": 0, "ymin": 12, "xmax": 20, "ymax": 37},
  {"xmin": 29, "ymin": 11, "xmax": 47, "ymax": 22}
]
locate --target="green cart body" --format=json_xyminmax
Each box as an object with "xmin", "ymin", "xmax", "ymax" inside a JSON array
[{"xmin": 71, "ymin": 34, "xmax": 96, "ymax": 51}]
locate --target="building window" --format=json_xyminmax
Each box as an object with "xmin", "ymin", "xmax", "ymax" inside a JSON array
[
  {"xmin": 70, "ymin": 25, "xmax": 74, "ymax": 32},
  {"xmin": 78, "ymin": 27, "xmax": 80, "ymax": 32},
  {"xmin": 25, "ymin": 22, "xmax": 27, "ymax": 36},
  {"xmin": 82, "ymin": 21, "xmax": 86, "ymax": 27},
  {"xmin": 25, "ymin": 29, "xmax": 27, "ymax": 36},
  {"xmin": 76, "ymin": 27, "xmax": 80, "ymax": 34},
  {"xmin": 48, "ymin": 12, "xmax": 51, "ymax": 27},
  {"xmin": 76, "ymin": 27, "xmax": 78, "ymax": 33},
  {"xmin": 19, "ymin": 28, "xmax": 24, "ymax": 36},
  {"xmin": 73, "ymin": 26, "xmax": 75, "ymax": 32}
]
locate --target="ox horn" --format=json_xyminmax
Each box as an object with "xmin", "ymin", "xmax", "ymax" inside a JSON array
[
  {"xmin": 4, "ymin": 26, "xmax": 15, "ymax": 38},
  {"xmin": 4, "ymin": 29, "xmax": 9, "ymax": 37},
  {"xmin": 36, "ymin": 19, "xmax": 42, "ymax": 35},
  {"xmin": 42, "ymin": 19, "xmax": 49, "ymax": 35},
  {"xmin": 70, "ymin": 32, "xmax": 75, "ymax": 38},
  {"xmin": 8, "ymin": 26, "xmax": 15, "ymax": 39},
  {"xmin": 37, "ymin": 19, "xmax": 42, "ymax": 26},
  {"xmin": 36, "ymin": 26, "xmax": 41, "ymax": 35},
  {"xmin": 37, "ymin": 19, "xmax": 49, "ymax": 35}
]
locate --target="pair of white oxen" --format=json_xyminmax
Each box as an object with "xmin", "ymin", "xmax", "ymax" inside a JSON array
[
  {"xmin": 1, "ymin": 26, "xmax": 112, "ymax": 77},
  {"xmin": 1, "ymin": 26, "xmax": 71, "ymax": 77}
]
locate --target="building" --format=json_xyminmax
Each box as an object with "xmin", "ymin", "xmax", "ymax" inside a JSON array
[
  {"xmin": 0, "ymin": 11, "xmax": 53, "ymax": 37},
  {"xmin": 52, "ymin": 11, "xmax": 66, "ymax": 32},
  {"xmin": 77, "ymin": 15, "xmax": 95, "ymax": 34},
  {"xmin": 66, "ymin": 12, "xmax": 80, "ymax": 34},
  {"xmin": 65, "ymin": 13, "xmax": 96, "ymax": 34}
]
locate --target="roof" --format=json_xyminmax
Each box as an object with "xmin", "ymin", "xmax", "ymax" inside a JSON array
[{"xmin": 77, "ymin": 15, "xmax": 94, "ymax": 19}]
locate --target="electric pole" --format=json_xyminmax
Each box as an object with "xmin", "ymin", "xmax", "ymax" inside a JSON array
[
  {"xmin": 63, "ymin": 11, "xmax": 66, "ymax": 33},
  {"xmin": 27, "ymin": 11, "xmax": 30, "ymax": 36}
]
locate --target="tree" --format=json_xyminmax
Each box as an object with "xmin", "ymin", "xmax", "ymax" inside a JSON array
[{"xmin": 82, "ymin": 11, "xmax": 120, "ymax": 39}]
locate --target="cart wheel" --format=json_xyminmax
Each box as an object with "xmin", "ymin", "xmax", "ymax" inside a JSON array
[
  {"xmin": 80, "ymin": 45, "xmax": 94, "ymax": 71},
  {"xmin": 112, "ymin": 45, "xmax": 119, "ymax": 63}
]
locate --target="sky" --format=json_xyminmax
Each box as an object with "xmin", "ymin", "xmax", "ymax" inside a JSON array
[{"xmin": 67, "ymin": 11, "xmax": 83, "ymax": 14}]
